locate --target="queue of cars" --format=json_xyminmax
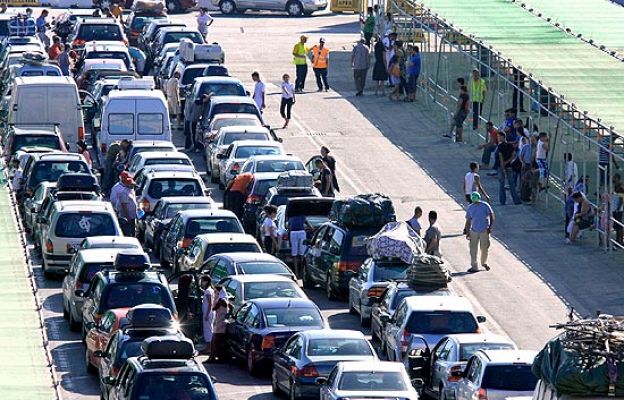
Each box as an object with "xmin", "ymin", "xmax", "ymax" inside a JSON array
[{"xmin": 0, "ymin": 7, "xmax": 542, "ymax": 400}]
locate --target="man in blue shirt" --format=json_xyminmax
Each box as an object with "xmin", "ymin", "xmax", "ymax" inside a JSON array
[
  {"xmin": 36, "ymin": 9, "xmax": 50, "ymax": 49},
  {"xmin": 288, "ymin": 214, "xmax": 311, "ymax": 277},
  {"xmin": 464, "ymin": 192, "xmax": 495, "ymax": 273},
  {"xmin": 406, "ymin": 45, "xmax": 421, "ymax": 102}
]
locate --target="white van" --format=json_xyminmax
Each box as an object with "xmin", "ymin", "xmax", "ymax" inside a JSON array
[
  {"xmin": 94, "ymin": 78, "xmax": 171, "ymax": 157},
  {"xmin": 8, "ymin": 76, "xmax": 85, "ymax": 150}
]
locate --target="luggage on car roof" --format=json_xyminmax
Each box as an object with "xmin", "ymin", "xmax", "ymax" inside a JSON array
[
  {"xmin": 9, "ymin": 15, "xmax": 36, "ymax": 37},
  {"xmin": 126, "ymin": 305, "xmax": 173, "ymax": 329},
  {"xmin": 142, "ymin": 335, "xmax": 195, "ymax": 359},
  {"xmin": 276, "ymin": 170, "xmax": 314, "ymax": 189},
  {"xmin": 330, "ymin": 193, "xmax": 396, "ymax": 229},
  {"xmin": 57, "ymin": 173, "xmax": 99, "ymax": 192},
  {"xmin": 114, "ymin": 251, "xmax": 150, "ymax": 271},
  {"xmin": 132, "ymin": 0, "xmax": 166, "ymax": 13},
  {"xmin": 406, "ymin": 256, "xmax": 450, "ymax": 289}
]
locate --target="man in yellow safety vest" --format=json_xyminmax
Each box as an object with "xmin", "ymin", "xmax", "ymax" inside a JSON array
[
  {"xmin": 470, "ymin": 68, "xmax": 487, "ymax": 130},
  {"xmin": 292, "ymin": 35, "xmax": 308, "ymax": 93},
  {"xmin": 310, "ymin": 37, "xmax": 329, "ymax": 92}
]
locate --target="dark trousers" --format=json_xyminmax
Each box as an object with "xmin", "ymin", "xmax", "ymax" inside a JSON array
[
  {"xmin": 472, "ymin": 101, "xmax": 482, "ymax": 129},
  {"xmin": 184, "ymin": 121, "xmax": 197, "ymax": 149},
  {"xmin": 295, "ymin": 64, "xmax": 307, "ymax": 91},
  {"xmin": 229, "ymin": 190, "xmax": 245, "ymax": 219},
  {"xmin": 364, "ymin": 31, "xmax": 373, "ymax": 46},
  {"xmin": 313, "ymin": 67, "xmax": 329, "ymax": 90},
  {"xmin": 354, "ymin": 68, "xmax": 367, "ymax": 93},
  {"xmin": 280, "ymin": 98, "xmax": 293, "ymax": 119}
]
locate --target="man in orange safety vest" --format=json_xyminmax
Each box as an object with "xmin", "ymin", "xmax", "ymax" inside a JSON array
[{"xmin": 310, "ymin": 37, "xmax": 330, "ymax": 92}]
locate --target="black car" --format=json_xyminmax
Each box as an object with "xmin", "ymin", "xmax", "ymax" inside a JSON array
[
  {"xmin": 226, "ymin": 298, "xmax": 327, "ymax": 375},
  {"xmin": 105, "ymin": 336, "xmax": 217, "ymax": 400},
  {"xmin": 302, "ymin": 222, "xmax": 379, "ymax": 300},
  {"xmin": 254, "ymin": 186, "xmax": 321, "ymax": 239},
  {"xmin": 241, "ymin": 172, "xmax": 279, "ymax": 233}
]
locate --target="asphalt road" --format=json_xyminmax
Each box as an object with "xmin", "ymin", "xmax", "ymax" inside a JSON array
[{"xmin": 22, "ymin": 6, "xmax": 574, "ymax": 400}]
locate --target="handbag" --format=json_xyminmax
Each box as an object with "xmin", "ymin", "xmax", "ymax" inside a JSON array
[{"xmin": 389, "ymin": 63, "xmax": 400, "ymax": 78}]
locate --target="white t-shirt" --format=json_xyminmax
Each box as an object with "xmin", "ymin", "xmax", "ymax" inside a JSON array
[
  {"xmin": 262, "ymin": 217, "xmax": 276, "ymax": 237},
  {"xmin": 465, "ymin": 171, "xmax": 477, "ymax": 195},
  {"xmin": 253, "ymin": 81, "xmax": 265, "ymax": 108},
  {"xmin": 281, "ymin": 81, "xmax": 294, "ymax": 99},
  {"xmin": 197, "ymin": 14, "xmax": 213, "ymax": 35},
  {"xmin": 536, "ymin": 139, "xmax": 547, "ymax": 159}
]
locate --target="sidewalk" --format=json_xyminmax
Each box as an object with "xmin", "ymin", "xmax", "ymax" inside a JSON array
[{"xmin": 0, "ymin": 187, "xmax": 56, "ymax": 399}]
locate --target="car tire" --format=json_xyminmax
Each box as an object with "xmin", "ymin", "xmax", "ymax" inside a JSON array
[
  {"xmin": 289, "ymin": 381, "xmax": 299, "ymax": 400},
  {"xmin": 271, "ymin": 370, "xmax": 283, "ymax": 396},
  {"xmin": 85, "ymin": 348, "xmax": 96, "ymax": 374},
  {"xmin": 246, "ymin": 349, "xmax": 259, "ymax": 376},
  {"xmin": 220, "ymin": 0, "xmax": 236, "ymax": 14},
  {"xmin": 42, "ymin": 259, "xmax": 53, "ymax": 280},
  {"xmin": 325, "ymin": 275, "xmax": 337, "ymax": 301},
  {"xmin": 286, "ymin": 0, "xmax": 303, "ymax": 16},
  {"xmin": 360, "ymin": 302, "xmax": 371, "ymax": 327},
  {"xmin": 69, "ymin": 307, "xmax": 80, "ymax": 332}
]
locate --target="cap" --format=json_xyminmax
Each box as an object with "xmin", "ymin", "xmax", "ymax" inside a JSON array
[
  {"xmin": 470, "ymin": 192, "xmax": 481, "ymax": 202},
  {"xmin": 319, "ymin": 37, "xmax": 326, "ymax": 43}
]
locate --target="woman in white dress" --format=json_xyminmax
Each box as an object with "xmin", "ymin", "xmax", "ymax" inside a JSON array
[{"xmin": 200, "ymin": 275, "xmax": 215, "ymax": 353}]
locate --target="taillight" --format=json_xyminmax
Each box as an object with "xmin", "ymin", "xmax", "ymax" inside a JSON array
[
  {"xmin": 448, "ymin": 365, "xmax": 462, "ymax": 382},
  {"xmin": 400, "ymin": 329, "xmax": 410, "ymax": 354},
  {"xmin": 78, "ymin": 127, "xmax": 85, "ymax": 140},
  {"xmin": 45, "ymin": 240, "xmax": 54, "ymax": 253},
  {"xmin": 367, "ymin": 286, "xmax": 385, "ymax": 298},
  {"xmin": 141, "ymin": 199, "xmax": 150, "ymax": 213},
  {"xmin": 477, "ymin": 388, "xmax": 488, "ymax": 400},
  {"xmin": 292, "ymin": 364, "xmax": 319, "ymax": 377},
  {"xmin": 230, "ymin": 163, "xmax": 240, "ymax": 173},
  {"xmin": 246, "ymin": 195, "xmax": 261, "ymax": 204},
  {"xmin": 261, "ymin": 335, "xmax": 275, "ymax": 350},
  {"xmin": 336, "ymin": 261, "xmax": 360, "ymax": 272},
  {"xmin": 100, "ymin": 143, "xmax": 107, "ymax": 154}
]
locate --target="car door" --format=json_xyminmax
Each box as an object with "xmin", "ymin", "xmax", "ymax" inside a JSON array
[
  {"xmin": 274, "ymin": 335, "xmax": 298, "ymax": 389},
  {"xmin": 163, "ymin": 215, "xmax": 183, "ymax": 263},
  {"xmin": 209, "ymin": 258, "xmax": 230, "ymax": 282},
  {"xmin": 372, "ymin": 285, "xmax": 393, "ymax": 341},
  {"xmin": 180, "ymin": 237, "xmax": 202, "ymax": 272},
  {"xmin": 385, "ymin": 301, "xmax": 408, "ymax": 360},
  {"xmin": 99, "ymin": 334, "xmax": 117, "ymax": 388},
  {"xmin": 430, "ymin": 338, "xmax": 453, "ymax": 393},
  {"xmin": 322, "ymin": 227, "xmax": 343, "ymax": 279},
  {"xmin": 350, "ymin": 258, "xmax": 370, "ymax": 313},
  {"xmin": 456, "ymin": 357, "xmax": 481, "ymax": 400},
  {"xmin": 304, "ymin": 225, "xmax": 327, "ymax": 282},
  {"xmin": 82, "ymin": 276, "xmax": 104, "ymax": 332},
  {"xmin": 219, "ymin": 144, "xmax": 234, "ymax": 179},
  {"xmin": 227, "ymin": 303, "xmax": 251, "ymax": 357},
  {"xmin": 109, "ymin": 363, "xmax": 131, "ymax": 400}
]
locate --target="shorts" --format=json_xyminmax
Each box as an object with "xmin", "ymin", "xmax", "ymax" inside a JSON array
[
  {"xmin": 290, "ymin": 230, "xmax": 307, "ymax": 256},
  {"xmin": 537, "ymin": 158, "xmax": 548, "ymax": 179},
  {"xmin": 454, "ymin": 111, "xmax": 468, "ymax": 129},
  {"xmin": 577, "ymin": 219, "xmax": 593, "ymax": 230}
]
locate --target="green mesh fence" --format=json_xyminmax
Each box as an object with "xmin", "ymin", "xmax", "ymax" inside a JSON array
[{"xmin": 416, "ymin": 0, "xmax": 624, "ymax": 135}]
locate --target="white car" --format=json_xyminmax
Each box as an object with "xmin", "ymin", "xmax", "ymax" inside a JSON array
[
  {"xmin": 136, "ymin": 170, "xmax": 209, "ymax": 213},
  {"xmin": 318, "ymin": 361, "xmax": 418, "ymax": 400},
  {"xmin": 203, "ymin": 113, "xmax": 263, "ymax": 143},
  {"xmin": 78, "ymin": 236, "xmax": 142, "ymax": 251},
  {"xmin": 219, "ymin": 140, "xmax": 284, "ymax": 188},
  {"xmin": 239, "ymin": 154, "xmax": 306, "ymax": 176},
  {"xmin": 128, "ymin": 151, "xmax": 192, "ymax": 174},
  {"xmin": 454, "ymin": 349, "xmax": 538, "ymax": 400}
]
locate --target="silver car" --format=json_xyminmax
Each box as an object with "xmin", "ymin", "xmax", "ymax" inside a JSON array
[
  {"xmin": 317, "ymin": 361, "xmax": 419, "ymax": 400},
  {"xmin": 424, "ymin": 334, "xmax": 516, "ymax": 400},
  {"xmin": 219, "ymin": 140, "xmax": 284, "ymax": 188},
  {"xmin": 213, "ymin": 0, "xmax": 327, "ymax": 16}
]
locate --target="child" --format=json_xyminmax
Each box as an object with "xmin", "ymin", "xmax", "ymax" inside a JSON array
[
  {"xmin": 280, "ymin": 74, "xmax": 295, "ymax": 128},
  {"xmin": 261, "ymin": 205, "xmax": 278, "ymax": 254}
]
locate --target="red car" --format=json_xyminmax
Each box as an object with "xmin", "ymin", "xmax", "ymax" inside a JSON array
[{"xmin": 84, "ymin": 308, "xmax": 129, "ymax": 373}]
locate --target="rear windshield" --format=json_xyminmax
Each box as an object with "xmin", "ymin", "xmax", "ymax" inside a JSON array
[
  {"xmin": 238, "ymin": 261, "xmax": 289, "ymax": 275},
  {"xmin": 270, "ymin": 192, "xmax": 315, "ymax": 207},
  {"xmin": 79, "ymin": 262, "xmax": 114, "ymax": 283},
  {"xmin": 255, "ymin": 160, "xmax": 304, "ymax": 173},
  {"xmin": 373, "ymin": 263, "xmax": 409, "ymax": 281},
  {"xmin": 13, "ymin": 135, "xmax": 60, "ymax": 152},
  {"xmin": 481, "ymin": 365, "xmax": 538, "ymax": 390},
  {"xmin": 145, "ymin": 158, "xmax": 191, "ymax": 167},
  {"xmin": 184, "ymin": 217, "xmax": 243, "ymax": 237},
  {"xmin": 243, "ymin": 281, "xmax": 299, "ymax": 300},
  {"xmin": 234, "ymin": 146, "xmax": 279, "ymax": 158},
  {"xmin": 307, "ymin": 338, "xmax": 372, "ymax": 357},
  {"xmin": 147, "ymin": 179, "xmax": 202, "ymax": 198},
  {"xmin": 31, "ymin": 161, "xmax": 89, "ymax": 186},
  {"xmin": 392, "ymin": 289, "xmax": 450, "ymax": 309},
  {"xmin": 213, "ymin": 103, "xmax": 257, "ymax": 116},
  {"xmin": 86, "ymin": 52, "xmax": 130, "ymax": 68},
  {"xmin": 133, "ymin": 146, "xmax": 174, "ymax": 157},
  {"xmin": 164, "ymin": 203, "xmax": 211, "ymax": 219},
  {"xmin": 459, "ymin": 343, "xmax": 515, "ymax": 362},
  {"xmin": 405, "ymin": 311, "xmax": 478, "ymax": 335},
  {"xmin": 223, "ymin": 133, "xmax": 268, "ymax": 145},
  {"xmin": 204, "ymin": 243, "xmax": 259, "ymax": 258},
  {"xmin": 198, "ymin": 83, "xmax": 246, "ymax": 98},
  {"xmin": 181, "ymin": 67, "xmax": 205, "ymax": 85},
  {"xmin": 338, "ymin": 372, "xmax": 406, "ymax": 392},
  {"xmin": 102, "ymin": 283, "xmax": 174, "ymax": 311},
  {"xmin": 78, "ymin": 24, "xmax": 123, "ymax": 41},
  {"xmin": 138, "ymin": 114, "xmax": 163, "ymax": 135},
  {"xmin": 54, "ymin": 213, "xmax": 116, "ymax": 238},
  {"xmin": 131, "ymin": 15, "xmax": 165, "ymax": 30},
  {"xmin": 212, "ymin": 118, "xmax": 260, "ymax": 131},
  {"xmin": 115, "ymin": 339, "xmax": 143, "ymax": 367},
  {"xmin": 251, "ymin": 179, "xmax": 277, "ymax": 196},
  {"xmin": 264, "ymin": 307, "xmax": 323, "ymax": 328},
  {"xmin": 136, "ymin": 374, "xmax": 211, "ymax": 400},
  {"xmin": 163, "ymin": 32, "xmax": 203, "ymax": 45}
]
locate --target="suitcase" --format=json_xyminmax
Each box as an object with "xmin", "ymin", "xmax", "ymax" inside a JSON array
[
  {"xmin": 142, "ymin": 335, "xmax": 195, "ymax": 359},
  {"xmin": 9, "ymin": 16, "xmax": 36, "ymax": 37},
  {"xmin": 126, "ymin": 305, "xmax": 173, "ymax": 328},
  {"xmin": 193, "ymin": 43, "xmax": 224, "ymax": 62},
  {"xmin": 179, "ymin": 38, "xmax": 195, "ymax": 63},
  {"xmin": 276, "ymin": 170, "xmax": 314, "ymax": 188}
]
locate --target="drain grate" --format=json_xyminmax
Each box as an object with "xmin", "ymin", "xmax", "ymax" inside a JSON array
[{"xmin": 306, "ymin": 131, "xmax": 343, "ymax": 137}]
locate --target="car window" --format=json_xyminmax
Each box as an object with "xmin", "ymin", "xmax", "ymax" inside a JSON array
[
  {"xmin": 391, "ymin": 289, "xmax": 418, "ymax": 309},
  {"xmin": 138, "ymin": 114, "xmax": 163, "ymax": 135},
  {"xmin": 438, "ymin": 339, "xmax": 453, "ymax": 361},
  {"xmin": 102, "ymin": 283, "xmax": 174, "ymax": 311},
  {"xmin": 263, "ymin": 307, "xmax": 323, "ymax": 327},
  {"xmin": 148, "ymin": 178, "xmax": 202, "ymax": 198},
  {"xmin": 78, "ymin": 24, "xmax": 123, "ymax": 41},
  {"xmin": 250, "ymin": 179, "xmax": 277, "ymax": 196},
  {"xmin": 109, "ymin": 113, "xmax": 134, "ymax": 134},
  {"xmin": 459, "ymin": 343, "xmax": 515, "ymax": 362},
  {"xmin": 243, "ymin": 281, "xmax": 300, "ymax": 300},
  {"xmin": 115, "ymin": 340, "xmax": 143, "ymax": 367},
  {"xmin": 211, "ymin": 259, "xmax": 229, "ymax": 280},
  {"xmin": 222, "ymin": 132, "xmax": 268, "ymax": 146},
  {"xmin": 79, "ymin": 262, "xmax": 114, "ymax": 284},
  {"xmin": 135, "ymin": 373, "xmax": 211, "ymax": 399},
  {"xmin": 237, "ymin": 261, "xmax": 289, "ymax": 275},
  {"xmin": 54, "ymin": 213, "xmax": 116, "ymax": 238},
  {"xmin": 338, "ymin": 372, "xmax": 406, "ymax": 391},
  {"xmin": 394, "ymin": 302, "xmax": 407, "ymax": 324},
  {"xmin": 254, "ymin": 160, "xmax": 304, "ymax": 173},
  {"xmin": 481, "ymin": 364, "xmax": 537, "ymax": 390},
  {"xmin": 405, "ymin": 311, "xmax": 478, "ymax": 335},
  {"xmin": 348, "ymin": 234, "xmax": 368, "ymax": 256},
  {"xmin": 100, "ymin": 312, "xmax": 115, "ymax": 333},
  {"xmin": 328, "ymin": 229, "xmax": 343, "ymax": 255},
  {"xmin": 163, "ymin": 32, "xmax": 203, "ymax": 45},
  {"xmin": 373, "ymin": 263, "xmax": 409, "ymax": 281},
  {"xmin": 235, "ymin": 303, "xmax": 250, "ymax": 323},
  {"xmin": 307, "ymin": 338, "xmax": 372, "ymax": 357},
  {"xmin": 204, "ymin": 243, "xmax": 260, "ymax": 259},
  {"xmin": 283, "ymin": 336, "xmax": 298, "ymax": 355},
  {"xmin": 184, "ymin": 217, "xmax": 243, "ymax": 237},
  {"xmin": 181, "ymin": 66, "xmax": 205, "ymax": 85},
  {"xmin": 13, "ymin": 135, "xmax": 60, "ymax": 152},
  {"xmin": 243, "ymin": 303, "xmax": 259, "ymax": 326},
  {"xmin": 289, "ymin": 337, "xmax": 303, "ymax": 359},
  {"xmin": 327, "ymin": 367, "xmax": 338, "ymax": 387},
  {"xmin": 30, "ymin": 161, "xmax": 89, "ymax": 187},
  {"xmin": 164, "ymin": 203, "xmax": 211, "ymax": 219},
  {"xmin": 466, "ymin": 357, "xmax": 481, "ymax": 382}
]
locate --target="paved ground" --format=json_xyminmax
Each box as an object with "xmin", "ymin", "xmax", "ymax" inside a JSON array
[{"xmin": 10, "ymin": 6, "xmax": 624, "ymax": 400}]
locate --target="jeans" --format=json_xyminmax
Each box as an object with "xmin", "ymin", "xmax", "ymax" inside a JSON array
[
  {"xmin": 469, "ymin": 230, "xmax": 490, "ymax": 268},
  {"xmin": 353, "ymin": 68, "xmax": 368, "ymax": 93},
  {"xmin": 481, "ymin": 144, "xmax": 496, "ymax": 166},
  {"xmin": 295, "ymin": 64, "xmax": 307, "ymax": 91},
  {"xmin": 472, "ymin": 101, "xmax": 482, "ymax": 129},
  {"xmin": 280, "ymin": 97, "xmax": 293, "ymax": 119},
  {"xmin": 313, "ymin": 67, "xmax": 329, "ymax": 90},
  {"xmin": 499, "ymin": 167, "xmax": 521, "ymax": 205}
]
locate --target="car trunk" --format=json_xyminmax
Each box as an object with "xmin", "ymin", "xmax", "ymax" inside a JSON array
[{"xmin": 285, "ymin": 198, "xmax": 334, "ymax": 229}]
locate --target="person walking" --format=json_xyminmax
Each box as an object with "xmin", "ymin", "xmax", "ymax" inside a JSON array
[
  {"xmin": 315, "ymin": 159, "xmax": 334, "ymax": 197},
  {"xmin": 405, "ymin": 45, "xmax": 420, "ymax": 102},
  {"xmin": 407, "ymin": 206, "xmax": 422, "ymax": 236},
  {"xmin": 497, "ymin": 131, "xmax": 522, "ymax": 205},
  {"xmin": 470, "ymin": 68, "xmax": 487, "ymax": 130},
  {"xmin": 372, "ymin": 35, "xmax": 388, "ymax": 96},
  {"xmin": 320, "ymin": 146, "xmax": 340, "ymax": 193},
  {"xmin": 200, "ymin": 275, "xmax": 214, "ymax": 354},
  {"xmin": 166, "ymin": 71, "xmax": 183, "ymax": 131},
  {"xmin": 197, "ymin": 8, "xmax": 213, "ymax": 41},
  {"xmin": 310, "ymin": 37, "xmax": 329, "ymax": 92},
  {"xmin": 424, "ymin": 210, "xmax": 441, "ymax": 256},
  {"xmin": 251, "ymin": 72, "xmax": 266, "ymax": 112},
  {"xmin": 360, "ymin": 7, "xmax": 375, "ymax": 46},
  {"xmin": 351, "ymin": 39, "xmax": 370, "ymax": 96},
  {"xmin": 444, "ymin": 85, "xmax": 470, "ymax": 142},
  {"xmin": 464, "ymin": 192, "xmax": 494, "ymax": 272},
  {"xmin": 292, "ymin": 35, "xmax": 308, "ymax": 93},
  {"xmin": 464, "ymin": 162, "xmax": 490, "ymax": 203},
  {"xmin": 261, "ymin": 205, "xmax": 278, "ymax": 254},
  {"xmin": 280, "ymin": 74, "xmax": 295, "ymax": 128},
  {"xmin": 36, "ymin": 10, "xmax": 50, "ymax": 50}
]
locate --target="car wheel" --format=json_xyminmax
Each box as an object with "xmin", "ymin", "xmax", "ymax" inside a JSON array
[
  {"xmin": 302, "ymin": 264, "xmax": 314, "ymax": 289},
  {"xmin": 271, "ymin": 370, "xmax": 282, "ymax": 396},
  {"xmin": 289, "ymin": 381, "xmax": 299, "ymax": 400},
  {"xmin": 69, "ymin": 306, "xmax": 80, "ymax": 332},
  {"xmin": 85, "ymin": 348, "xmax": 96, "ymax": 374},
  {"xmin": 325, "ymin": 275, "xmax": 337, "ymax": 301},
  {"xmin": 220, "ymin": 0, "xmax": 236, "ymax": 14},
  {"xmin": 286, "ymin": 0, "xmax": 303, "ymax": 16},
  {"xmin": 246, "ymin": 349, "xmax": 259, "ymax": 376},
  {"xmin": 42, "ymin": 259, "xmax": 53, "ymax": 280},
  {"xmin": 360, "ymin": 302, "xmax": 371, "ymax": 327}
]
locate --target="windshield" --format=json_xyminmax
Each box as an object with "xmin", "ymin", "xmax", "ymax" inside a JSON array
[
  {"xmin": 102, "ymin": 283, "xmax": 174, "ymax": 311},
  {"xmin": 79, "ymin": 262, "xmax": 114, "ymax": 283},
  {"xmin": 86, "ymin": 52, "xmax": 130, "ymax": 68},
  {"xmin": 307, "ymin": 338, "xmax": 372, "ymax": 357},
  {"xmin": 373, "ymin": 263, "xmax": 409, "ymax": 281},
  {"xmin": 213, "ymin": 103, "xmax": 258, "ymax": 116},
  {"xmin": 54, "ymin": 213, "xmax": 116, "ymax": 238},
  {"xmin": 223, "ymin": 133, "xmax": 268, "ymax": 146},
  {"xmin": 238, "ymin": 261, "xmax": 289, "ymax": 275},
  {"xmin": 184, "ymin": 217, "xmax": 243, "ymax": 237},
  {"xmin": 338, "ymin": 371, "xmax": 407, "ymax": 392},
  {"xmin": 251, "ymin": 179, "xmax": 277, "ymax": 196},
  {"xmin": 145, "ymin": 158, "xmax": 191, "ymax": 167},
  {"xmin": 13, "ymin": 135, "xmax": 60, "ymax": 152},
  {"xmin": 199, "ymin": 83, "xmax": 246, "ymax": 99},
  {"xmin": 264, "ymin": 307, "xmax": 323, "ymax": 328},
  {"xmin": 78, "ymin": 24, "xmax": 123, "ymax": 41},
  {"xmin": 136, "ymin": 373, "xmax": 212, "ymax": 400},
  {"xmin": 164, "ymin": 32, "xmax": 203, "ymax": 45},
  {"xmin": 255, "ymin": 160, "xmax": 304, "ymax": 173},
  {"xmin": 234, "ymin": 146, "xmax": 279, "ymax": 158},
  {"xmin": 243, "ymin": 281, "xmax": 300, "ymax": 300},
  {"xmin": 31, "ymin": 161, "xmax": 89, "ymax": 186},
  {"xmin": 148, "ymin": 179, "xmax": 202, "ymax": 198},
  {"xmin": 481, "ymin": 365, "xmax": 537, "ymax": 390},
  {"xmin": 212, "ymin": 118, "xmax": 260, "ymax": 131},
  {"xmin": 164, "ymin": 203, "xmax": 211, "ymax": 219},
  {"xmin": 181, "ymin": 67, "xmax": 205, "ymax": 85},
  {"xmin": 405, "ymin": 311, "xmax": 478, "ymax": 335},
  {"xmin": 204, "ymin": 243, "xmax": 259, "ymax": 258},
  {"xmin": 459, "ymin": 343, "xmax": 515, "ymax": 362}
]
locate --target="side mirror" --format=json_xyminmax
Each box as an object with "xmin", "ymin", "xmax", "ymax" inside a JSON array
[
  {"xmin": 74, "ymin": 289, "xmax": 85, "ymax": 297},
  {"xmin": 216, "ymin": 153, "xmax": 224, "ymax": 160},
  {"xmin": 315, "ymin": 377, "xmax": 327, "ymax": 386},
  {"xmin": 85, "ymin": 321, "xmax": 96, "ymax": 330},
  {"xmin": 477, "ymin": 315, "xmax": 487, "ymax": 323},
  {"xmin": 103, "ymin": 376, "xmax": 116, "ymax": 385}
]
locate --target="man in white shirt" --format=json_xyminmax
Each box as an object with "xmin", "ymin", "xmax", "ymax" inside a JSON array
[{"xmin": 251, "ymin": 71, "xmax": 265, "ymax": 112}]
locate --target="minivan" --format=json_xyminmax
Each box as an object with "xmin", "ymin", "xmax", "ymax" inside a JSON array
[{"xmin": 8, "ymin": 76, "xmax": 85, "ymax": 149}]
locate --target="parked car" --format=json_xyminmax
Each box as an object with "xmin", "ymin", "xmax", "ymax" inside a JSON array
[
  {"xmin": 124, "ymin": 12, "xmax": 167, "ymax": 46},
  {"xmin": 199, "ymin": 95, "xmax": 262, "ymax": 129},
  {"xmin": 213, "ymin": 0, "xmax": 328, "ymax": 16},
  {"xmin": 135, "ymin": 169, "xmax": 209, "ymax": 213},
  {"xmin": 202, "ymin": 112, "xmax": 263, "ymax": 146},
  {"xmin": 203, "ymin": 252, "xmax": 296, "ymax": 282},
  {"xmin": 255, "ymin": 186, "xmax": 321, "ymax": 240},
  {"xmin": 177, "ymin": 233, "xmax": 262, "ymax": 272},
  {"xmin": 69, "ymin": 18, "xmax": 126, "ymax": 49},
  {"xmin": 218, "ymin": 139, "xmax": 283, "ymax": 188},
  {"xmin": 425, "ymin": 334, "xmax": 517, "ymax": 400},
  {"xmin": 79, "ymin": 236, "xmax": 142, "ymax": 251},
  {"xmin": 19, "ymin": 153, "xmax": 90, "ymax": 199},
  {"xmin": 128, "ymin": 151, "xmax": 192, "ymax": 175},
  {"xmin": 84, "ymin": 307, "xmax": 129, "ymax": 373},
  {"xmin": 22, "ymin": 181, "xmax": 56, "ymax": 233},
  {"xmin": 2, "ymin": 124, "xmax": 66, "ymax": 162},
  {"xmin": 226, "ymin": 298, "xmax": 326, "ymax": 375},
  {"xmin": 454, "ymin": 350, "xmax": 538, "ymax": 400},
  {"xmin": 272, "ymin": 330, "xmax": 377, "ymax": 399},
  {"xmin": 218, "ymin": 274, "xmax": 306, "ymax": 309},
  {"xmin": 317, "ymin": 361, "xmax": 419, "ymax": 400}
]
